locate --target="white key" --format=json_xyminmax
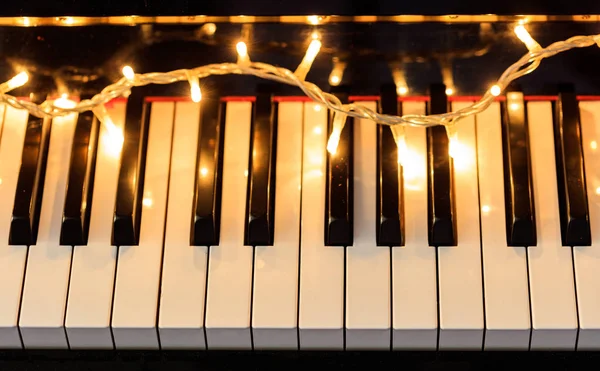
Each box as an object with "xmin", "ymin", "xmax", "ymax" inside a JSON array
[
  {"xmin": 571, "ymin": 101, "xmax": 600, "ymax": 349},
  {"xmin": 205, "ymin": 101, "xmax": 253, "ymax": 349},
  {"xmin": 345, "ymin": 101, "xmax": 390, "ymax": 350},
  {"xmin": 19, "ymin": 112, "xmax": 78, "ymax": 348},
  {"xmin": 436, "ymin": 102, "xmax": 484, "ymax": 349},
  {"xmin": 0, "ymin": 106, "xmax": 29, "ymax": 349},
  {"xmin": 158, "ymin": 101, "xmax": 207, "ymax": 349},
  {"xmin": 392, "ymin": 102, "xmax": 437, "ymax": 349},
  {"xmin": 252, "ymin": 102, "xmax": 302, "ymax": 350},
  {"xmin": 111, "ymin": 101, "xmax": 174, "ymax": 349},
  {"xmin": 476, "ymin": 102, "xmax": 530, "ymax": 350},
  {"xmin": 527, "ymin": 101, "xmax": 578, "ymax": 349},
  {"xmin": 298, "ymin": 102, "xmax": 344, "ymax": 349},
  {"xmin": 65, "ymin": 101, "xmax": 126, "ymax": 349}
]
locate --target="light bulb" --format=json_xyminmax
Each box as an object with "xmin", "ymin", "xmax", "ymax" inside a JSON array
[
  {"xmin": 397, "ymin": 86, "xmax": 408, "ymax": 96},
  {"xmin": 514, "ymin": 25, "xmax": 541, "ymax": 51},
  {"xmin": 326, "ymin": 110, "xmax": 347, "ymax": 155},
  {"xmin": 186, "ymin": 71, "xmax": 202, "ymax": 102},
  {"xmin": 328, "ymin": 58, "xmax": 345, "ymax": 86},
  {"xmin": 4, "ymin": 71, "xmax": 29, "ymax": 92},
  {"xmin": 490, "ymin": 84, "xmax": 501, "ymax": 97},
  {"xmin": 295, "ymin": 39, "xmax": 322, "ymax": 80},
  {"xmin": 122, "ymin": 65, "xmax": 135, "ymax": 81},
  {"xmin": 236, "ymin": 41, "xmax": 250, "ymax": 65},
  {"xmin": 54, "ymin": 93, "xmax": 76, "ymax": 109},
  {"xmin": 445, "ymin": 87, "xmax": 454, "ymax": 96}
]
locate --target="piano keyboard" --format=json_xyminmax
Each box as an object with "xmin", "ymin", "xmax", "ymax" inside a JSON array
[{"xmin": 0, "ymin": 87, "xmax": 599, "ymax": 351}]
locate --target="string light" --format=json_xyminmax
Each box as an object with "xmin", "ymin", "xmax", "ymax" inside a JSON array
[
  {"xmin": 390, "ymin": 62, "xmax": 409, "ymax": 96},
  {"xmin": 0, "ymin": 26, "xmax": 596, "ymax": 149},
  {"xmin": 236, "ymin": 41, "xmax": 250, "ymax": 65},
  {"xmin": 0, "ymin": 71, "xmax": 28, "ymax": 93},
  {"xmin": 328, "ymin": 57, "xmax": 346, "ymax": 86},
  {"xmin": 514, "ymin": 25, "xmax": 541, "ymax": 51},
  {"xmin": 326, "ymin": 108, "xmax": 349, "ymax": 155},
  {"xmin": 490, "ymin": 84, "xmax": 502, "ymax": 97},
  {"xmin": 122, "ymin": 65, "xmax": 135, "ymax": 81},
  {"xmin": 295, "ymin": 38, "xmax": 322, "ymax": 80},
  {"xmin": 185, "ymin": 71, "xmax": 202, "ymax": 103}
]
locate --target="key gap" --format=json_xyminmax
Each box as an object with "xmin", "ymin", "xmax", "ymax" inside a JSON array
[
  {"xmin": 250, "ymin": 246, "xmax": 256, "ymax": 350},
  {"xmin": 16, "ymin": 245, "xmax": 30, "ymax": 349},
  {"xmin": 525, "ymin": 248, "xmax": 533, "ymax": 350},
  {"xmin": 473, "ymin": 108, "xmax": 487, "ymax": 351},
  {"xmin": 108, "ymin": 247, "xmax": 120, "ymax": 350},
  {"xmin": 435, "ymin": 246, "xmax": 440, "ymax": 351},
  {"xmin": 153, "ymin": 100, "xmax": 178, "ymax": 350},
  {"xmin": 62, "ymin": 245, "xmax": 75, "ymax": 350},
  {"xmin": 295, "ymin": 103, "xmax": 306, "ymax": 350},
  {"xmin": 202, "ymin": 246, "xmax": 210, "ymax": 349},
  {"xmin": 571, "ymin": 246, "xmax": 581, "ymax": 349}
]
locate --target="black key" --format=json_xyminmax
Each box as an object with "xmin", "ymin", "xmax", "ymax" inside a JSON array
[
  {"xmin": 426, "ymin": 83, "xmax": 457, "ymax": 247},
  {"xmin": 60, "ymin": 96, "xmax": 100, "ymax": 246},
  {"xmin": 111, "ymin": 88, "xmax": 151, "ymax": 246},
  {"xmin": 553, "ymin": 85, "xmax": 591, "ymax": 246},
  {"xmin": 244, "ymin": 89, "xmax": 277, "ymax": 246},
  {"xmin": 377, "ymin": 84, "xmax": 403, "ymax": 246},
  {"xmin": 9, "ymin": 93, "xmax": 52, "ymax": 246},
  {"xmin": 325, "ymin": 88, "xmax": 353, "ymax": 246},
  {"xmin": 191, "ymin": 96, "xmax": 226, "ymax": 246},
  {"xmin": 500, "ymin": 90, "xmax": 536, "ymax": 247}
]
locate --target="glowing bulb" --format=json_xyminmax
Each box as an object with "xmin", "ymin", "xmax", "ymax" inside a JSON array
[
  {"xmin": 186, "ymin": 71, "xmax": 202, "ymax": 102},
  {"xmin": 3, "ymin": 71, "xmax": 29, "ymax": 92},
  {"xmin": 54, "ymin": 93, "xmax": 76, "ymax": 109},
  {"xmin": 122, "ymin": 65, "xmax": 135, "ymax": 81},
  {"xmin": 326, "ymin": 111, "xmax": 347, "ymax": 155},
  {"xmin": 307, "ymin": 15, "xmax": 320, "ymax": 25},
  {"xmin": 397, "ymin": 86, "xmax": 409, "ymax": 96},
  {"xmin": 445, "ymin": 87, "xmax": 454, "ymax": 96},
  {"xmin": 202, "ymin": 23, "xmax": 217, "ymax": 36},
  {"xmin": 514, "ymin": 25, "xmax": 541, "ymax": 51},
  {"xmin": 490, "ymin": 85, "xmax": 501, "ymax": 97},
  {"xmin": 295, "ymin": 39, "xmax": 322, "ymax": 80},
  {"xmin": 328, "ymin": 58, "xmax": 346, "ymax": 86},
  {"xmin": 236, "ymin": 41, "xmax": 250, "ymax": 64},
  {"xmin": 591, "ymin": 141, "xmax": 597, "ymax": 150}
]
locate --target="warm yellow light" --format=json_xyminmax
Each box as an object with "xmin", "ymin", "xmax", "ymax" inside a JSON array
[
  {"xmin": 142, "ymin": 198, "xmax": 153, "ymax": 207},
  {"xmin": 509, "ymin": 102, "xmax": 520, "ymax": 111},
  {"xmin": 328, "ymin": 58, "xmax": 345, "ymax": 86},
  {"xmin": 314, "ymin": 105, "xmax": 323, "ymax": 112},
  {"xmin": 295, "ymin": 39, "xmax": 322, "ymax": 80},
  {"xmin": 326, "ymin": 111, "xmax": 347, "ymax": 155},
  {"xmin": 313, "ymin": 125, "xmax": 322, "ymax": 134},
  {"xmin": 63, "ymin": 17, "xmax": 74, "ymax": 25},
  {"xmin": 54, "ymin": 93, "xmax": 76, "ymax": 109},
  {"xmin": 596, "ymin": 186, "xmax": 600, "ymax": 195},
  {"xmin": 591, "ymin": 140, "xmax": 597, "ymax": 150},
  {"xmin": 445, "ymin": 87, "xmax": 454, "ymax": 96},
  {"xmin": 481, "ymin": 205, "xmax": 491, "ymax": 213},
  {"xmin": 186, "ymin": 71, "xmax": 202, "ymax": 103},
  {"xmin": 397, "ymin": 86, "xmax": 409, "ymax": 96},
  {"xmin": 200, "ymin": 167, "xmax": 208, "ymax": 177},
  {"xmin": 514, "ymin": 25, "xmax": 541, "ymax": 51},
  {"xmin": 202, "ymin": 23, "xmax": 217, "ymax": 36},
  {"xmin": 93, "ymin": 104, "xmax": 124, "ymax": 158},
  {"xmin": 311, "ymin": 31, "xmax": 320, "ymax": 40},
  {"xmin": 490, "ymin": 84, "xmax": 501, "ymax": 97},
  {"xmin": 122, "ymin": 65, "xmax": 135, "ymax": 81},
  {"xmin": 391, "ymin": 126, "xmax": 408, "ymax": 166},
  {"xmin": 22, "ymin": 17, "xmax": 31, "ymax": 26},
  {"xmin": 236, "ymin": 41, "xmax": 250, "ymax": 64},
  {"xmin": 4, "ymin": 71, "xmax": 29, "ymax": 91},
  {"xmin": 307, "ymin": 15, "xmax": 320, "ymax": 25}
]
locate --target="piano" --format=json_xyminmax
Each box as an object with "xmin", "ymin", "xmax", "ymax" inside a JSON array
[{"xmin": 0, "ymin": 3, "xmax": 600, "ymax": 360}]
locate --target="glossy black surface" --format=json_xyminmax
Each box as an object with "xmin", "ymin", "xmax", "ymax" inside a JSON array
[
  {"xmin": 500, "ymin": 89, "xmax": 536, "ymax": 247},
  {"xmin": 377, "ymin": 84, "xmax": 403, "ymax": 246},
  {"xmin": 191, "ymin": 96, "xmax": 225, "ymax": 247},
  {"xmin": 244, "ymin": 88, "xmax": 277, "ymax": 246},
  {"xmin": 111, "ymin": 87, "xmax": 151, "ymax": 246},
  {"xmin": 426, "ymin": 83, "xmax": 456, "ymax": 247},
  {"xmin": 553, "ymin": 86, "xmax": 591, "ymax": 246},
  {"xmin": 9, "ymin": 93, "xmax": 51, "ymax": 246},
  {"xmin": 325, "ymin": 88, "xmax": 353, "ymax": 246},
  {"xmin": 60, "ymin": 95, "xmax": 99, "ymax": 246}
]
